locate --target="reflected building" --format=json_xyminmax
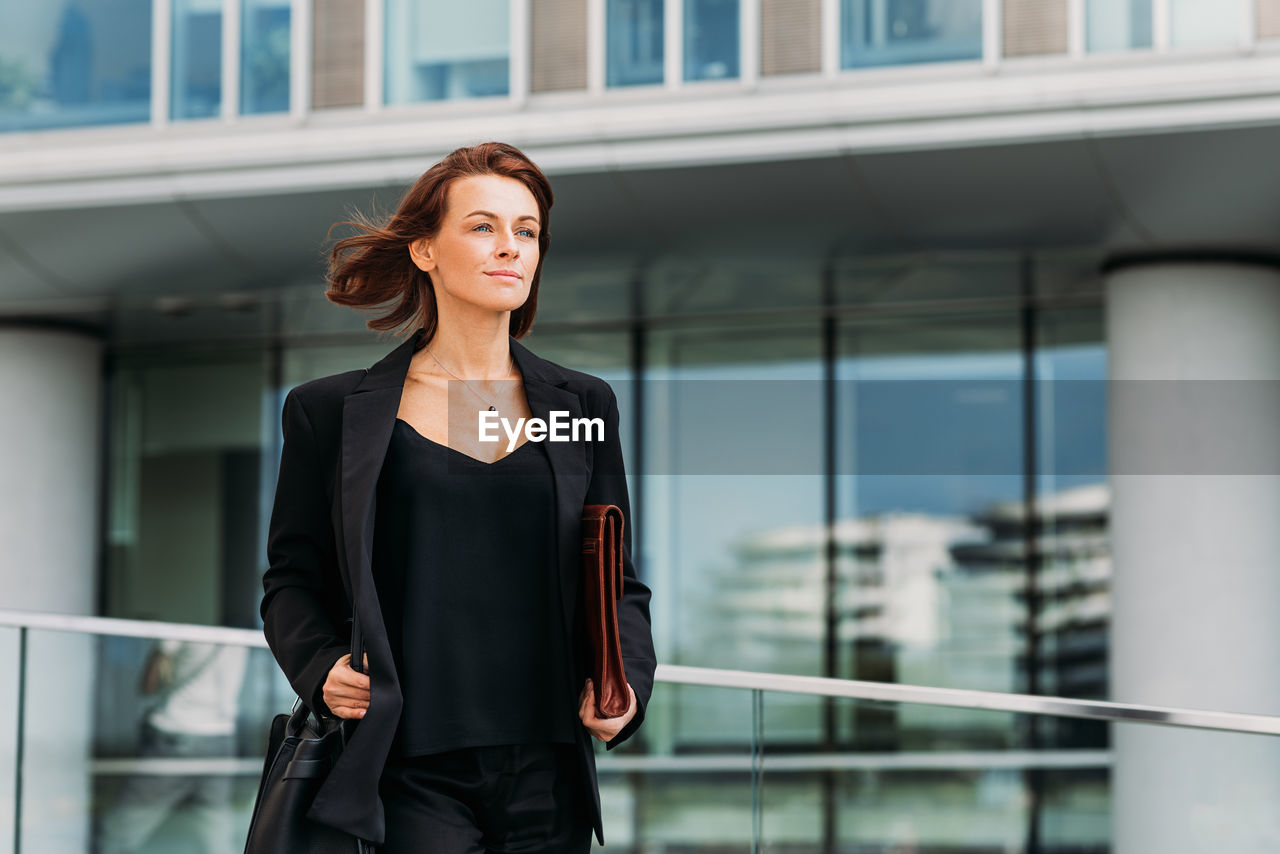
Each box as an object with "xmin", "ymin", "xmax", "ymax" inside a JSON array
[
  {"xmin": 699, "ymin": 512, "xmax": 987, "ymax": 680},
  {"xmin": 692, "ymin": 483, "xmax": 1112, "ymax": 751}
]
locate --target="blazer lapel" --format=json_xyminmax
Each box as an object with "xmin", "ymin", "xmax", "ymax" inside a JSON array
[{"xmin": 512, "ymin": 340, "xmax": 591, "ymax": 635}]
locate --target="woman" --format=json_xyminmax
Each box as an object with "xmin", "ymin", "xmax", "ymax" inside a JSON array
[{"xmin": 260, "ymin": 141, "xmax": 657, "ymax": 853}]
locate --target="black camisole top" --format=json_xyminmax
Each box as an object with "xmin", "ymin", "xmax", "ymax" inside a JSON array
[{"xmin": 371, "ymin": 417, "xmax": 579, "ymax": 757}]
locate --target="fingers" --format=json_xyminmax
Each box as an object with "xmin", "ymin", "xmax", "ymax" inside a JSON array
[
  {"xmin": 578, "ymin": 679, "xmax": 628, "ymax": 743},
  {"xmin": 324, "ymin": 654, "xmax": 371, "ymax": 719},
  {"xmin": 578, "ymin": 679, "xmax": 599, "ymax": 736},
  {"xmin": 331, "ymin": 655, "xmax": 371, "ymax": 689},
  {"xmin": 336, "ymin": 667, "xmax": 371, "ymax": 690},
  {"xmin": 324, "ymin": 689, "xmax": 369, "ymax": 719},
  {"xmin": 326, "ymin": 682, "xmax": 370, "ymax": 704},
  {"xmin": 322, "ymin": 688, "xmax": 368, "ymax": 718}
]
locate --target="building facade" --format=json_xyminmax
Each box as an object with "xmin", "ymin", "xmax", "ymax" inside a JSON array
[{"xmin": 3, "ymin": 1, "xmax": 1280, "ymax": 851}]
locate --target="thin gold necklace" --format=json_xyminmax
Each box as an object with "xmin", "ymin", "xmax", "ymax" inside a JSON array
[{"xmin": 424, "ymin": 346, "xmax": 515, "ymax": 412}]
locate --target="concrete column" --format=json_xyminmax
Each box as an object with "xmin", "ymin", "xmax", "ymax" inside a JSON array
[
  {"xmin": 0, "ymin": 325, "xmax": 104, "ymax": 854},
  {"xmin": 1105, "ymin": 256, "xmax": 1280, "ymax": 853}
]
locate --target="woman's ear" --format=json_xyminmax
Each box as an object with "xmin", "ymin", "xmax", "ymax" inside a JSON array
[{"xmin": 408, "ymin": 237, "xmax": 435, "ymax": 273}]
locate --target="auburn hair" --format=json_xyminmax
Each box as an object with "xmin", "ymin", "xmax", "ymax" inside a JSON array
[{"xmin": 323, "ymin": 141, "xmax": 553, "ymax": 341}]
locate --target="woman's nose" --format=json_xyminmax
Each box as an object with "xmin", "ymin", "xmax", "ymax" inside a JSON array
[{"xmin": 496, "ymin": 230, "xmax": 520, "ymax": 258}]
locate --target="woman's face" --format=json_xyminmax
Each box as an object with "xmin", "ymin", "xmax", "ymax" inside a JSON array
[{"xmin": 409, "ymin": 173, "xmax": 542, "ymax": 318}]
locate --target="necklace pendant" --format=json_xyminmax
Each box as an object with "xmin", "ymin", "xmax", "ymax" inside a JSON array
[{"xmin": 488, "ymin": 405, "xmax": 496, "ymax": 412}]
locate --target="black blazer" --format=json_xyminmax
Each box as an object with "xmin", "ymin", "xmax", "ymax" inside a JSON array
[{"xmin": 260, "ymin": 327, "xmax": 657, "ymax": 846}]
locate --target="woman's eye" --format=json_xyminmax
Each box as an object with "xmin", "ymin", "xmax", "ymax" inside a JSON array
[{"xmin": 474, "ymin": 223, "xmax": 537, "ymax": 239}]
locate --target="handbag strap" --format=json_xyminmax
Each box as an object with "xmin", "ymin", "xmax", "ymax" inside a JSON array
[{"xmin": 349, "ymin": 612, "xmax": 365, "ymax": 675}]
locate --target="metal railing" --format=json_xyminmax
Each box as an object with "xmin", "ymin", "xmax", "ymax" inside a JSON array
[
  {"xmin": 3, "ymin": 607, "xmax": 1278, "ymax": 853},
  {"xmin": 3, "ymin": 607, "xmax": 1278, "ymax": 736}
]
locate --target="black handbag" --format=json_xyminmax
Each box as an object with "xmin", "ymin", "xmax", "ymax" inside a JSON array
[{"xmin": 244, "ymin": 617, "xmax": 371, "ymax": 854}]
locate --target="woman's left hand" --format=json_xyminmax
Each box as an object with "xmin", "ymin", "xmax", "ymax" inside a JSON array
[{"xmin": 578, "ymin": 679, "xmax": 637, "ymax": 743}]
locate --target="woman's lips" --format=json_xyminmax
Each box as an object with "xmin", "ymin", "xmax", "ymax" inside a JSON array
[{"xmin": 485, "ymin": 272, "xmax": 522, "ymax": 282}]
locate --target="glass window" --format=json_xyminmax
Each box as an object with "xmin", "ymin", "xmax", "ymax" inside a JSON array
[
  {"xmin": 835, "ymin": 309, "xmax": 1025, "ymax": 750},
  {"xmin": 607, "ymin": 0, "xmax": 664, "ymax": 86},
  {"xmin": 0, "ymin": 1, "xmax": 152, "ymax": 132},
  {"xmin": 644, "ymin": 321, "xmax": 825, "ymax": 746},
  {"xmin": 835, "ymin": 251, "xmax": 1021, "ymax": 305},
  {"xmin": 840, "ymin": 0, "xmax": 983, "ymax": 69},
  {"xmin": 684, "ymin": 0, "xmax": 739, "ymax": 81},
  {"xmin": 241, "ymin": 0, "xmax": 290, "ymax": 114},
  {"xmin": 646, "ymin": 252, "xmax": 823, "ymax": 316},
  {"xmin": 1170, "ymin": 0, "xmax": 1243, "ymax": 47},
  {"xmin": 825, "ymin": 700, "xmax": 1110, "ymax": 851},
  {"xmin": 86, "ymin": 634, "xmax": 291, "ymax": 853},
  {"xmin": 1086, "ymin": 0, "xmax": 1153, "ymax": 51},
  {"xmin": 531, "ymin": 256, "xmax": 637, "ymax": 324},
  {"xmin": 106, "ymin": 350, "xmax": 269, "ymax": 627},
  {"xmin": 1033, "ymin": 304, "xmax": 1108, "ymax": 753},
  {"xmin": 384, "ymin": 0, "xmax": 509, "ymax": 103},
  {"xmin": 172, "ymin": 0, "xmax": 222, "ymax": 120}
]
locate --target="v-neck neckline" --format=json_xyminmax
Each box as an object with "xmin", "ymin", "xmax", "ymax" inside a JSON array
[{"xmin": 393, "ymin": 417, "xmax": 534, "ymax": 466}]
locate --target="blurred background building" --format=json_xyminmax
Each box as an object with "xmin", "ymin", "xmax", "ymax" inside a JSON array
[{"xmin": 2, "ymin": 0, "xmax": 1280, "ymax": 851}]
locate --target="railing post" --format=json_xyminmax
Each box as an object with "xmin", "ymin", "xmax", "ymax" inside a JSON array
[
  {"xmin": 750, "ymin": 687, "xmax": 763, "ymax": 854},
  {"xmin": 13, "ymin": 626, "xmax": 26, "ymax": 854}
]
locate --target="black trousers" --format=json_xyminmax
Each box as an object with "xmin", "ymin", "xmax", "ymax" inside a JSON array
[{"xmin": 376, "ymin": 742, "xmax": 594, "ymax": 854}]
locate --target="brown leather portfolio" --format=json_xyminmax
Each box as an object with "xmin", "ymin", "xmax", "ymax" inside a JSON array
[{"xmin": 581, "ymin": 503, "xmax": 631, "ymax": 719}]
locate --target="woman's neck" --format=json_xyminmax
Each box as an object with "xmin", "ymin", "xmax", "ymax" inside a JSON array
[{"xmin": 422, "ymin": 323, "xmax": 514, "ymax": 380}]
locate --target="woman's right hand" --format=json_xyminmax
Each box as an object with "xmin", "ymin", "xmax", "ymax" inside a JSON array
[{"xmin": 322, "ymin": 653, "xmax": 370, "ymax": 719}]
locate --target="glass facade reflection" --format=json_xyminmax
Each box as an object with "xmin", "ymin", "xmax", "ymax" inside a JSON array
[
  {"xmin": 241, "ymin": 0, "xmax": 290, "ymax": 114},
  {"xmin": 840, "ymin": 0, "xmax": 983, "ymax": 68},
  {"xmin": 685, "ymin": 0, "xmax": 739, "ymax": 81},
  {"xmin": 384, "ymin": 0, "xmax": 509, "ymax": 103},
  {"xmin": 821, "ymin": 700, "xmax": 1109, "ymax": 852},
  {"xmin": 105, "ymin": 350, "xmax": 269, "ymax": 629},
  {"xmin": 171, "ymin": 0, "xmax": 223, "ymax": 120},
  {"xmin": 102, "ymin": 250, "xmax": 1108, "ymax": 697},
  {"xmin": 0, "ymin": 0, "xmax": 152, "ymax": 132},
  {"xmin": 1033, "ymin": 305, "xmax": 1108, "ymax": 753},
  {"xmin": 836, "ymin": 309, "xmax": 1026, "ymax": 751},
  {"xmin": 607, "ymin": 0, "xmax": 665, "ymax": 86},
  {"xmin": 643, "ymin": 322, "xmax": 825, "ymax": 746}
]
